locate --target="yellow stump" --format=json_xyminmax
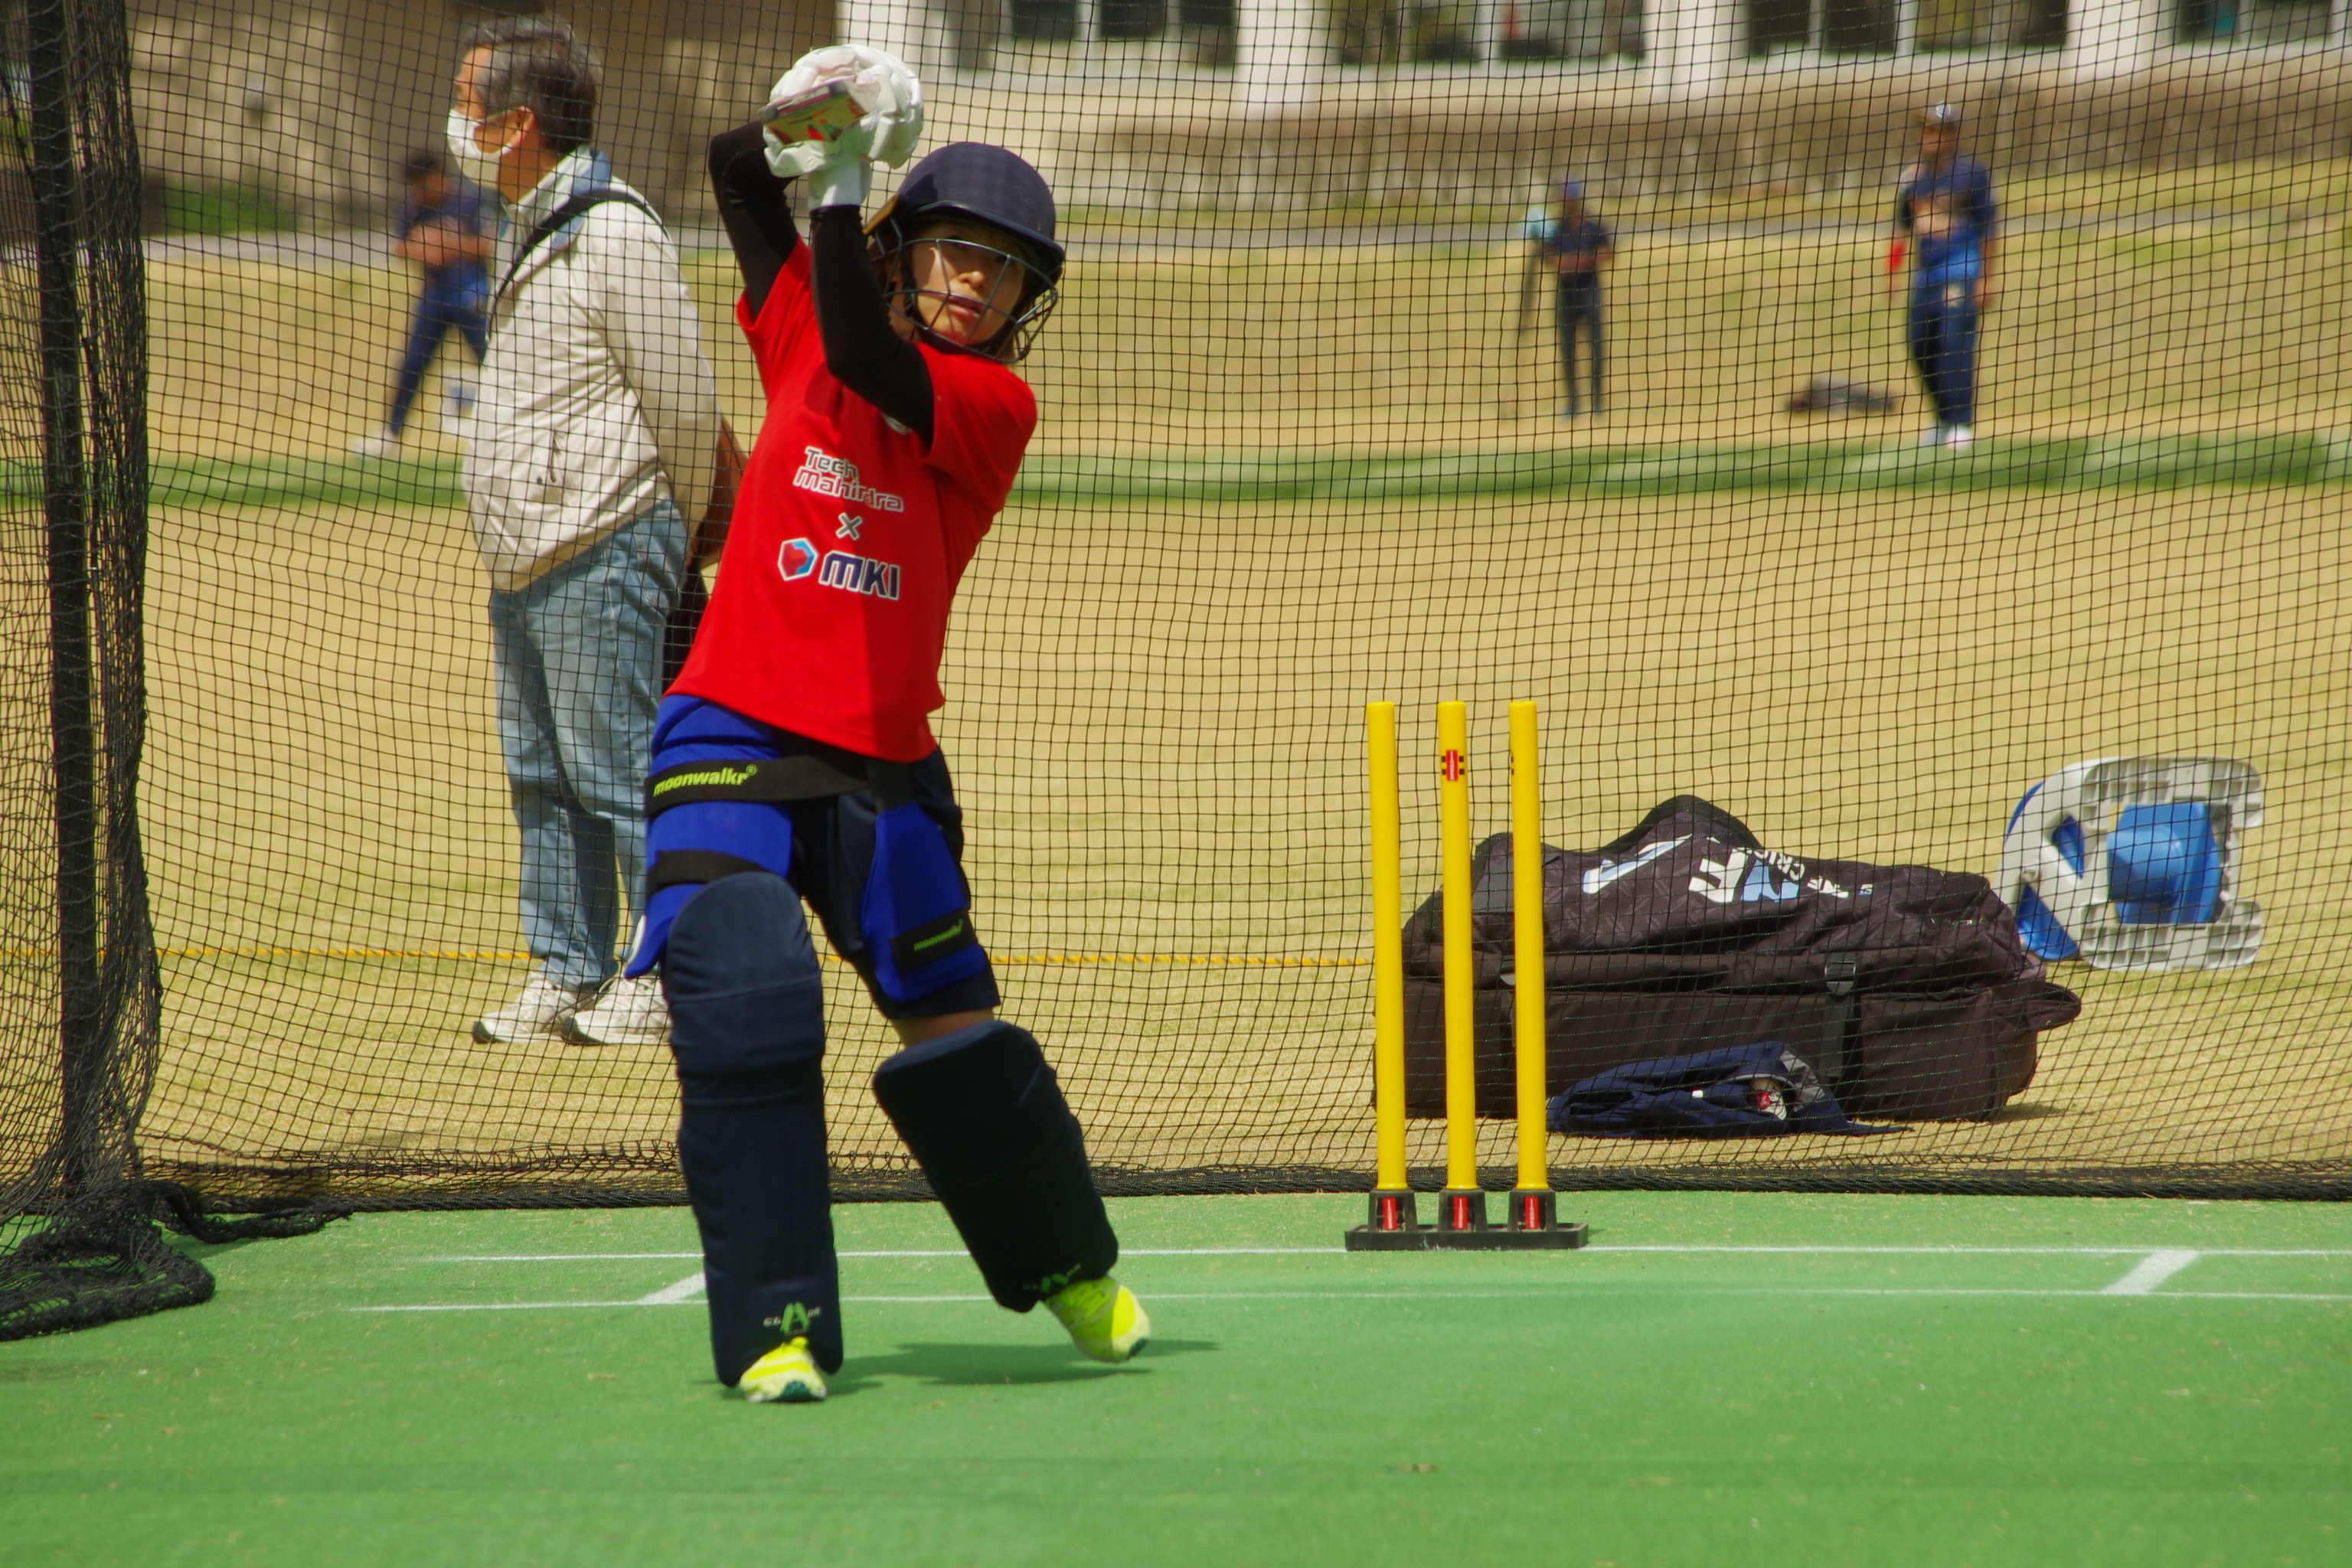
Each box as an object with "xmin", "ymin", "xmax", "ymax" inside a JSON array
[
  {"xmin": 1436, "ymin": 701, "xmax": 1480, "ymax": 1208},
  {"xmin": 1508, "ymin": 701, "xmax": 1553, "ymax": 1210},
  {"xmin": 1344, "ymin": 697, "xmax": 1585, "ymax": 1251},
  {"xmin": 1365, "ymin": 702, "xmax": 1409, "ymax": 1205}
]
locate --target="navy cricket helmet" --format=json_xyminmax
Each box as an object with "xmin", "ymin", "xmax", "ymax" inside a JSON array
[{"xmin": 867, "ymin": 142, "xmax": 1063, "ymax": 362}]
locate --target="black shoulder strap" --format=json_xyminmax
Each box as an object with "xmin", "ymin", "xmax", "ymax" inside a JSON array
[{"xmin": 492, "ymin": 188, "xmax": 664, "ymax": 311}]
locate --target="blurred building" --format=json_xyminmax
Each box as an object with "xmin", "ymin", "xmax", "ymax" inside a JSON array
[
  {"xmin": 123, "ymin": 0, "xmax": 826, "ymax": 225},
  {"xmin": 117, "ymin": 0, "xmax": 2352, "ymax": 225}
]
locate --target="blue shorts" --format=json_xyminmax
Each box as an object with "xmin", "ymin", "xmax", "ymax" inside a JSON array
[{"xmin": 626, "ymin": 696, "xmax": 1001, "ymax": 1021}]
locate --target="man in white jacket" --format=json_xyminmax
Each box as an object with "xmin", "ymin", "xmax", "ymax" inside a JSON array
[{"xmin": 449, "ymin": 17, "xmax": 720, "ymax": 1047}]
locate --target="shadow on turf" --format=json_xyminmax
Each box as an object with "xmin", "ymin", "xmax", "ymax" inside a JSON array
[{"xmin": 812, "ymin": 1338, "xmax": 1218, "ymax": 1396}]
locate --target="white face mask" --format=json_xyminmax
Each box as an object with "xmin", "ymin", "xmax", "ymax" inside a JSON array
[{"xmin": 446, "ymin": 106, "xmax": 519, "ymax": 188}]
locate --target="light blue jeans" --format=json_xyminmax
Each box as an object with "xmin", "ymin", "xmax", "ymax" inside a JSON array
[{"xmin": 488, "ymin": 501, "xmax": 686, "ymax": 989}]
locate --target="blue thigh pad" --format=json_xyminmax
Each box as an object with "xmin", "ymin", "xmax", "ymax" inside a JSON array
[
  {"xmin": 861, "ymin": 799, "xmax": 989, "ymax": 1004},
  {"xmin": 625, "ymin": 697, "xmax": 799, "ymax": 978}
]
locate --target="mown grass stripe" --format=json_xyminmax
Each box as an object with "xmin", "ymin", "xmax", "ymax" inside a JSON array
[{"xmin": 5, "ymin": 435, "xmax": 2346, "ymax": 514}]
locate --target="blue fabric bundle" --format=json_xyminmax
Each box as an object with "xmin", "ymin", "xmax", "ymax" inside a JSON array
[{"xmin": 1547, "ymin": 1041, "xmax": 1901, "ymax": 1138}]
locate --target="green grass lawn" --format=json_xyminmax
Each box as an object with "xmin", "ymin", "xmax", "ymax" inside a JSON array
[{"xmin": 3, "ymin": 1191, "xmax": 2346, "ymax": 1566}]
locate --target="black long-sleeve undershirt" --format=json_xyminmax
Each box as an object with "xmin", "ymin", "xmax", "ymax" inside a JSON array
[
  {"xmin": 708, "ymin": 122, "xmax": 796, "ymax": 313},
  {"xmin": 707, "ymin": 122, "xmax": 933, "ymax": 445}
]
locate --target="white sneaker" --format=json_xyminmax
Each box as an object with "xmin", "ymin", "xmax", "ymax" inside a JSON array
[
  {"xmin": 1944, "ymin": 425, "xmax": 1975, "ymax": 450},
  {"xmin": 472, "ymin": 973, "xmax": 589, "ymax": 1044},
  {"xmin": 1919, "ymin": 423, "xmax": 1946, "ymax": 449},
  {"xmin": 560, "ymin": 972, "xmax": 670, "ymax": 1047},
  {"xmin": 350, "ymin": 429, "xmax": 402, "ymax": 460}
]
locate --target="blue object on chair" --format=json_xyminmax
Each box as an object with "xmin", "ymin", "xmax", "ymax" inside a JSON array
[
  {"xmin": 2109, "ymin": 802, "xmax": 2220, "ymax": 925},
  {"xmin": 1996, "ymin": 757, "xmax": 2262, "ymax": 972}
]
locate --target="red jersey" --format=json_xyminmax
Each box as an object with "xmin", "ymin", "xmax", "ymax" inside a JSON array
[{"xmin": 670, "ymin": 245, "xmax": 1037, "ymax": 761}]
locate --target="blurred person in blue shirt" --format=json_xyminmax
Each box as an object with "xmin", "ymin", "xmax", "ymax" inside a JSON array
[
  {"xmin": 1888, "ymin": 104, "xmax": 1998, "ymax": 451},
  {"xmin": 1537, "ymin": 178, "xmax": 1612, "ymax": 420},
  {"xmin": 354, "ymin": 148, "xmax": 493, "ymax": 457}
]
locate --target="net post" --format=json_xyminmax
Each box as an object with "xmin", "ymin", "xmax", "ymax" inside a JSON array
[
  {"xmin": 1508, "ymin": 701, "xmax": 1550, "ymax": 1203},
  {"xmin": 27, "ymin": 0, "xmax": 105, "ymax": 1201},
  {"xmin": 1364, "ymin": 702, "xmax": 1415, "ymax": 1230},
  {"xmin": 1436, "ymin": 701, "xmax": 1481, "ymax": 1223}
]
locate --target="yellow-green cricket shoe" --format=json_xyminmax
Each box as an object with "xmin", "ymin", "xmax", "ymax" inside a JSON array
[
  {"xmin": 740, "ymin": 1337, "xmax": 826, "ymax": 1403},
  {"xmin": 1044, "ymin": 1276, "xmax": 1150, "ymax": 1364}
]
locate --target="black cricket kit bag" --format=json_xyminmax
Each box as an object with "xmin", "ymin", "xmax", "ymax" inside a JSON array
[{"xmin": 1400, "ymin": 795, "xmax": 2079, "ymax": 1122}]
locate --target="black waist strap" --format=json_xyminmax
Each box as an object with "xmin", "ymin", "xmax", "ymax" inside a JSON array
[
  {"xmin": 648, "ymin": 850, "xmax": 772, "ymax": 894},
  {"xmin": 645, "ymin": 753, "xmax": 871, "ymax": 815}
]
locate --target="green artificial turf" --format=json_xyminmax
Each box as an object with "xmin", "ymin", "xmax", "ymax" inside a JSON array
[{"xmin": 2, "ymin": 1191, "xmax": 2347, "ymax": 1567}]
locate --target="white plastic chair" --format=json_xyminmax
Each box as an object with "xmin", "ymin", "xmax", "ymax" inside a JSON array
[{"xmin": 1997, "ymin": 756, "xmax": 2262, "ymax": 972}]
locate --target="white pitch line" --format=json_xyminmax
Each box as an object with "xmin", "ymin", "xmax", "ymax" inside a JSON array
[
  {"xmin": 415, "ymin": 1244, "xmax": 2352, "ymax": 1264},
  {"xmin": 1593, "ymin": 1245, "xmax": 2352, "ymax": 1258},
  {"xmin": 2101, "ymin": 1250, "xmax": 2203, "ymax": 1295},
  {"xmin": 425, "ymin": 1253, "xmax": 704, "ymax": 1263},
  {"xmin": 635, "ymin": 1272, "xmax": 707, "ymax": 1305},
  {"xmin": 347, "ymin": 1283, "xmax": 2352, "ymax": 1314},
  {"xmin": 413, "ymin": 1247, "xmax": 1351, "ymax": 1263}
]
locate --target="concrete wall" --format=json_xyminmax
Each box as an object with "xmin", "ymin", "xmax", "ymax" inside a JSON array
[
  {"xmin": 112, "ymin": 0, "xmax": 2352, "ymax": 226},
  {"xmin": 1070, "ymin": 54, "xmax": 2352, "ymax": 210},
  {"xmin": 126, "ymin": 0, "xmax": 828, "ymax": 224}
]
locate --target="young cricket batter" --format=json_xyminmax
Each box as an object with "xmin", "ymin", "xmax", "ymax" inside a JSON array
[
  {"xmin": 621, "ymin": 45, "xmax": 1148, "ymax": 1404},
  {"xmin": 1889, "ymin": 103, "xmax": 1998, "ymax": 449}
]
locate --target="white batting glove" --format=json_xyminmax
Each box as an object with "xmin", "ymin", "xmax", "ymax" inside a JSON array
[{"xmin": 762, "ymin": 44, "xmax": 923, "ymax": 208}]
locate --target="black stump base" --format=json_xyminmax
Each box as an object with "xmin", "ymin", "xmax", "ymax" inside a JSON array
[{"xmin": 1343, "ymin": 1187, "xmax": 1588, "ymax": 1251}]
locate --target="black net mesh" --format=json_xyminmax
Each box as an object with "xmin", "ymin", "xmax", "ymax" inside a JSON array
[
  {"xmin": 0, "ymin": 0, "xmax": 335, "ymax": 1340},
  {"xmin": 2, "ymin": 0, "xmax": 2346, "ymax": 1337}
]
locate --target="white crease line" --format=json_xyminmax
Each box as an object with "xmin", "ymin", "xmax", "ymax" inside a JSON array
[
  {"xmin": 425, "ymin": 1253, "xmax": 704, "ymax": 1263},
  {"xmin": 348, "ymin": 1284, "xmax": 2352, "ymax": 1314},
  {"xmin": 1592, "ymin": 1245, "xmax": 2352, "ymax": 1258},
  {"xmin": 417, "ymin": 1248, "xmax": 1349, "ymax": 1263},
  {"xmin": 2102, "ymin": 1250, "xmax": 2203, "ymax": 1295},
  {"xmin": 352, "ymin": 1300, "xmax": 668, "ymax": 1312},
  {"xmin": 636, "ymin": 1271, "xmax": 707, "ymax": 1305},
  {"xmin": 413, "ymin": 1244, "xmax": 2352, "ymax": 1266}
]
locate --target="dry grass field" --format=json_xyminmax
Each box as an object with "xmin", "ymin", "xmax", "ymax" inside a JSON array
[
  {"xmin": 12, "ymin": 168, "xmax": 2351, "ymax": 1200},
  {"xmin": 124, "ymin": 479, "xmax": 2352, "ymax": 1197},
  {"xmin": 142, "ymin": 164, "xmax": 2352, "ymax": 462}
]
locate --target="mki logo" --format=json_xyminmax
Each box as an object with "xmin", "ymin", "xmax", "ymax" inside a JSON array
[
  {"xmin": 816, "ymin": 549, "xmax": 901, "ymax": 601},
  {"xmin": 779, "ymin": 537, "xmax": 818, "ymax": 582}
]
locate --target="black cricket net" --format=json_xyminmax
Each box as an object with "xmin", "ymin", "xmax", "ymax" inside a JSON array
[
  {"xmin": 4, "ymin": 0, "xmax": 2347, "ymax": 1340},
  {"xmin": 0, "ymin": 0, "xmax": 330, "ymax": 1341}
]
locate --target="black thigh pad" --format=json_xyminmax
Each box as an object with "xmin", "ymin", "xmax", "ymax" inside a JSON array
[{"xmin": 872, "ymin": 1022, "xmax": 1117, "ymax": 1312}]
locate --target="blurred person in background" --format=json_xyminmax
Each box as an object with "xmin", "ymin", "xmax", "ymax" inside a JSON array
[
  {"xmin": 352, "ymin": 148, "xmax": 492, "ymax": 459},
  {"xmin": 1888, "ymin": 103, "xmax": 1998, "ymax": 450},
  {"xmin": 445, "ymin": 15, "xmax": 726, "ymax": 1047},
  {"xmin": 1537, "ymin": 177, "xmax": 1612, "ymax": 420}
]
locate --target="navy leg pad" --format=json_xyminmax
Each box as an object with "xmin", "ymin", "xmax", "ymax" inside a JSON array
[
  {"xmin": 664, "ymin": 874, "xmax": 842, "ymax": 1379},
  {"xmin": 872, "ymin": 1022, "xmax": 1117, "ymax": 1312}
]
